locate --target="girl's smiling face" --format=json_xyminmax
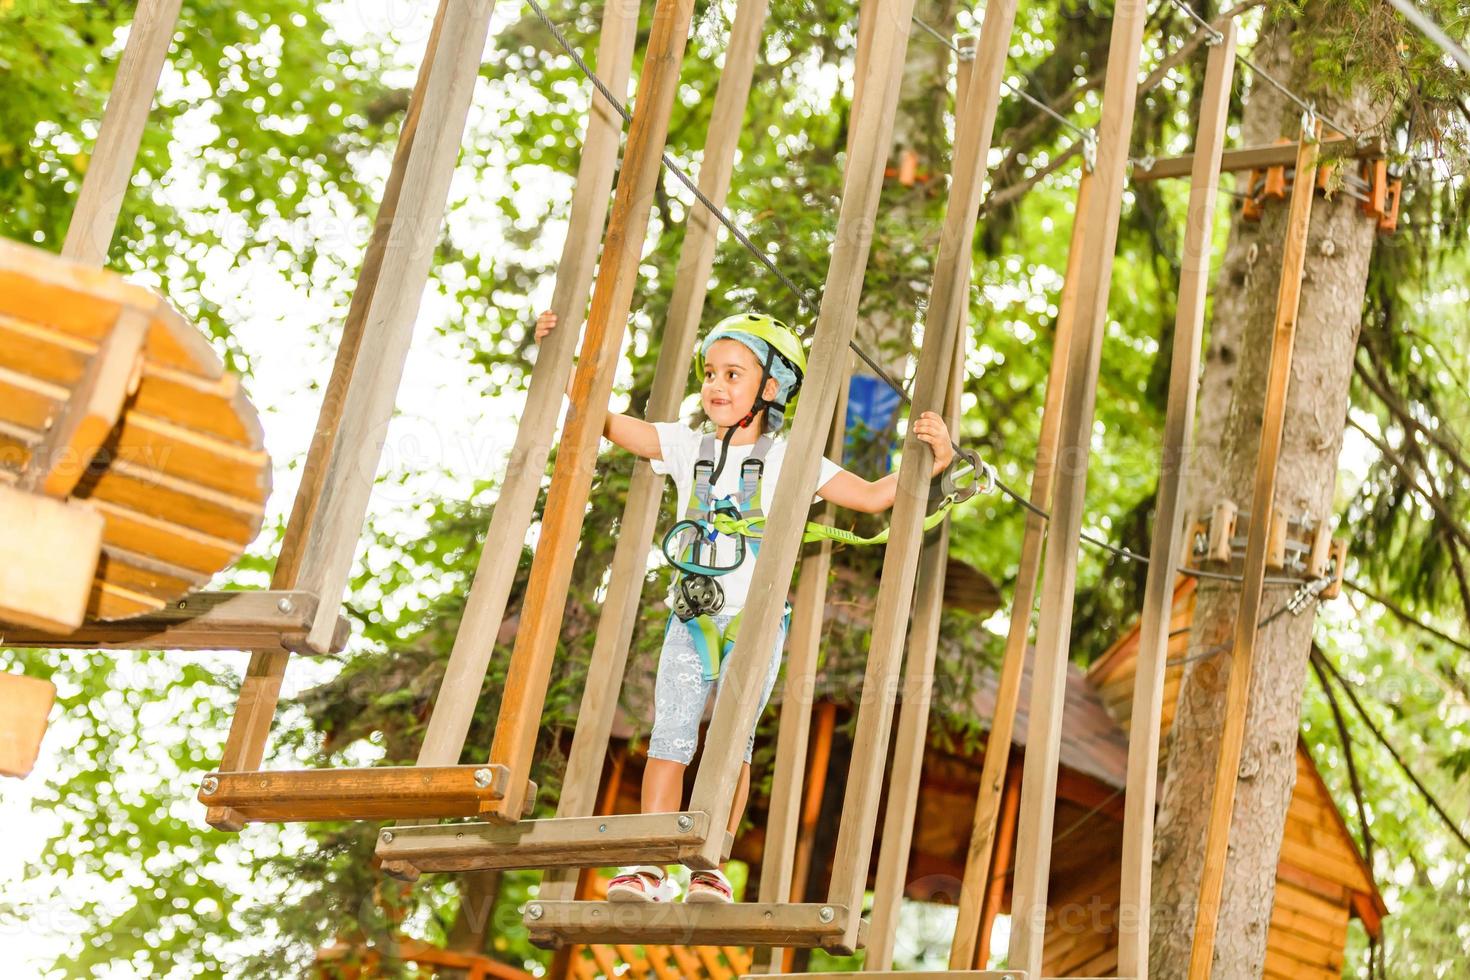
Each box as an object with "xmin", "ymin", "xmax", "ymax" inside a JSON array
[{"xmin": 702, "ymin": 338, "xmax": 780, "ymax": 430}]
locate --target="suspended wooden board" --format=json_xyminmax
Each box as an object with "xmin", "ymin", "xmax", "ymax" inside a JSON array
[
  {"xmin": 0, "ymin": 239, "xmax": 269, "ymax": 625},
  {"xmin": 0, "ymin": 671, "xmax": 57, "ymax": 778}
]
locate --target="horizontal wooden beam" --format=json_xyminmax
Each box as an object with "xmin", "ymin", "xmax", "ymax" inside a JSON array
[
  {"xmin": 1130, "ymin": 135, "xmax": 1383, "ymax": 181},
  {"xmin": 0, "ymin": 590, "xmax": 347, "ymax": 653},
  {"xmin": 197, "ymin": 763, "xmax": 509, "ymax": 829},
  {"xmin": 374, "ymin": 812, "xmax": 725, "ymax": 877},
  {"xmin": 524, "ymin": 902, "xmax": 863, "ymax": 952}
]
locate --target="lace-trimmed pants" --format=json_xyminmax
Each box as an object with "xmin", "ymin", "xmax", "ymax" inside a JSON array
[{"xmin": 647, "ymin": 612, "xmax": 786, "ymax": 766}]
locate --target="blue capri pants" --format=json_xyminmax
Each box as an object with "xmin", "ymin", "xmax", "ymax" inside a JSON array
[{"xmin": 647, "ymin": 612, "xmax": 786, "ymax": 766}]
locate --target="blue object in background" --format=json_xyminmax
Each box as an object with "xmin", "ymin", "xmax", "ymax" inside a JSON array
[{"xmin": 844, "ymin": 374, "xmax": 902, "ymax": 472}]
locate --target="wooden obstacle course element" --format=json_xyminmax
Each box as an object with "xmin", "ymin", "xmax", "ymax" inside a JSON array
[
  {"xmin": 1128, "ymin": 133, "xmax": 1381, "ymax": 182},
  {"xmin": 681, "ymin": 0, "xmax": 922, "ymax": 871},
  {"xmin": 536, "ymin": 0, "xmax": 773, "ymax": 903},
  {"xmin": 411, "ymin": 0, "xmax": 640, "ymax": 782},
  {"xmin": 0, "ymin": 485, "xmax": 105, "ymax": 632},
  {"xmin": 19, "ymin": 307, "xmax": 148, "ymax": 499},
  {"xmin": 525, "ymin": 902, "xmax": 863, "ymax": 952},
  {"xmin": 0, "ymin": 589, "xmax": 346, "ymax": 653},
  {"xmin": 483, "ymin": 0, "xmax": 703, "ymax": 824},
  {"xmin": 824, "ymin": 0, "xmax": 1016, "ymax": 946},
  {"xmin": 1115, "ymin": 26, "xmax": 1237, "ymax": 980},
  {"xmin": 376, "ymin": 812, "xmax": 725, "ymax": 877},
  {"xmin": 950, "ymin": 158, "xmax": 1094, "ymax": 975},
  {"xmin": 0, "ymin": 672, "xmax": 58, "ymax": 778},
  {"xmin": 197, "ymin": 764, "xmax": 511, "ymax": 828},
  {"xmin": 1006, "ymin": 2, "xmax": 1149, "ymax": 973},
  {"xmin": 0, "ymin": 239, "xmax": 270, "ymax": 631},
  {"xmin": 866, "ymin": 27, "xmax": 985, "ymax": 969},
  {"xmin": 1187, "ymin": 120, "xmax": 1322, "ymax": 979},
  {"xmin": 205, "ymin": 0, "xmax": 498, "ymax": 829},
  {"xmin": 62, "ymin": 0, "xmax": 184, "ymax": 266}
]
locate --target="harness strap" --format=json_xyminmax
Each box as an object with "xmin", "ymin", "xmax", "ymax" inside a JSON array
[{"xmin": 668, "ymin": 605, "xmax": 792, "ymax": 682}]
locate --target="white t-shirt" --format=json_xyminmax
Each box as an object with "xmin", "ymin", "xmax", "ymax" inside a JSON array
[{"xmin": 651, "ymin": 422, "xmax": 846, "ymax": 615}]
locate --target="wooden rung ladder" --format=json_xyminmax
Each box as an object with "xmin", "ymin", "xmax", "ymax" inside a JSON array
[
  {"xmin": 376, "ymin": 812, "xmax": 730, "ymax": 877},
  {"xmin": 197, "ymin": 764, "xmax": 516, "ymax": 828},
  {"xmin": 526, "ymin": 902, "xmax": 865, "ymax": 954}
]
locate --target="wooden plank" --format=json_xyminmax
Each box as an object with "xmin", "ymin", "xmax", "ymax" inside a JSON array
[
  {"xmin": 89, "ymin": 498, "xmax": 243, "ymax": 576},
  {"xmin": 539, "ymin": 0, "xmax": 769, "ymax": 901},
  {"xmin": 1116, "ymin": 27, "xmax": 1236, "ymax": 980},
  {"xmin": 825, "ymin": 4, "xmax": 1017, "ymax": 953},
  {"xmin": 483, "ymin": 0, "xmax": 700, "ymax": 822},
  {"xmin": 206, "ymin": 1, "xmax": 493, "ymax": 828},
  {"xmin": 683, "ymin": 0, "xmax": 920, "ymax": 867},
  {"xmin": 0, "ymin": 589, "xmax": 347, "ymax": 653},
  {"xmin": 975, "ymin": 761, "xmax": 1023, "ymax": 968},
  {"xmin": 523, "ymin": 903, "xmax": 861, "ymax": 951},
  {"xmin": 20, "ymin": 307, "xmax": 148, "ymax": 498},
  {"xmin": 110, "ymin": 413, "xmax": 269, "ymax": 502},
  {"xmin": 754, "ymin": 973, "xmax": 1026, "ymax": 979},
  {"xmin": 412, "ymin": 0, "xmax": 640, "ymax": 782},
  {"xmin": 1262, "ymin": 949, "xmax": 1337, "ymax": 980},
  {"xmin": 293, "ymin": 0, "xmax": 496, "ymax": 655},
  {"xmin": 375, "ymin": 811, "xmax": 717, "ymax": 877},
  {"xmin": 1269, "ymin": 901, "xmax": 1348, "ymax": 948},
  {"xmin": 0, "ymin": 486, "xmax": 104, "ymax": 632},
  {"xmin": 1005, "ymin": 3, "xmax": 1149, "ymax": 974},
  {"xmin": 1130, "ymin": 134, "xmax": 1379, "ymax": 182},
  {"xmin": 0, "ymin": 672, "xmax": 58, "ymax": 778},
  {"xmin": 197, "ymin": 764, "xmax": 508, "ymax": 823},
  {"xmin": 867, "ymin": 35, "xmax": 978, "ymax": 968},
  {"xmin": 81, "ymin": 459, "xmax": 263, "ymax": 543},
  {"xmin": 950, "ymin": 167, "xmax": 1093, "ymax": 973},
  {"xmin": 1186, "ymin": 122, "xmax": 1321, "ymax": 980},
  {"xmin": 62, "ymin": 0, "xmax": 184, "ymax": 265}
]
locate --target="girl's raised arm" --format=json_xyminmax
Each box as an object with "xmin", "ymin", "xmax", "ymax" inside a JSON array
[
  {"xmin": 815, "ymin": 411, "xmax": 954, "ymax": 513},
  {"xmin": 533, "ymin": 310, "xmax": 663, "ymax": 460}
]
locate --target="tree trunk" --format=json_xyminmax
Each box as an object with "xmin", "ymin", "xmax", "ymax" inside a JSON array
[{"xmin": 1150, "ymin": 7, "xmax": 1386, "ymax": 977}]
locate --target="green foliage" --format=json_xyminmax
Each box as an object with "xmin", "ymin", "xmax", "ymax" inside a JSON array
[{"xmin": 2, "ymin": 0, "xmax": 1468, "ymax": 976}]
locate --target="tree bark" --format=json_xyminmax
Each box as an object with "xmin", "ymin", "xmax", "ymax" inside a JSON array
[{"xmin": 1150, "ymin": 7, "xmax": 1386, "ymax": 977}]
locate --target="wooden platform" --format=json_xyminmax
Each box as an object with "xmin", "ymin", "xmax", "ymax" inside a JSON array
[
  {"xmin": 0, "ymin": 239, "xmax": 270, "ymax": 625},
  {"xmin": 0, "ymin": 589, "xmax": 346, "ymax": 653},
  {"xmin": 375, "ymin": 811, "xmax": 727, "ymax": 876},
  {"xmin": 198, "ymin": 763, "xmax": 511, "ymax": 826},
  {"xmin": 525, "ymin": 902, "xmax": 864, "ymax": 953}
]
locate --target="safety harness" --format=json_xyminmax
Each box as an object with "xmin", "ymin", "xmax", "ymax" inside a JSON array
[
  {"xmin": 661, "ymin": 433, "xmax": 788, "ymax": 682},
  {"xmin": 660, "ymin": 439, "xmax": 993, "ymax": 682}
]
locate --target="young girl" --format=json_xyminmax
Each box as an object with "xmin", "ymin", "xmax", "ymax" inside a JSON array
[{"xmin": 534, "ymin": 310, "xmax": 953, "ymax": 904}]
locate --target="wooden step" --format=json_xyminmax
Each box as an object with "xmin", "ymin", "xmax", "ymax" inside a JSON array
[
  {"xmin": 0, "ymin": 589, "xmax": 347, "ymax": 654},
  {"xmin": 524, "ymin": 902, "xmax": 865, "ymax": 954},
  {"xmin": 199, "ymin": 763, "xmax": 512, "ymax": 828},
  {"xmin": 375, "ymin": 811, "xmax": 730, "ymax": 877}
]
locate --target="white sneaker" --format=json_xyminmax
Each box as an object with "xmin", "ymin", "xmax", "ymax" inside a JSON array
[{"xmin": 606, "ymin": 866, "xmax": 678, "ymax": 903}]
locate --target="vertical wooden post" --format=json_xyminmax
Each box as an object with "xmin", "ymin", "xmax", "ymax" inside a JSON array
[
  {"xmin": 865, "ymin": 32, "xmax": 975, "ymax": 971},
  {"xmin": 537, "ymin": 0, "xmax": 772, "ymax": 896},
  {"xmin": 209, "ymin": 1, "xmax": 494, "ymax": 825},
  {"xmin": 755, "ymin": 0, "xmax": 879, "ymax": 937},
  {"xmin": 948, "ymin": 167, "xmax": 1092, "ymax": 969},
  {"xmin": 824, "ymin": 1, "xmax": 1017, "ymax": 953},
  {"xmin": 1118, "ymin": 25, "xmax": 1236, "ymax": 980},
  {"xmin": 62, "ymin": 0, "xmax": 184, "ymax": 266},
  {"xmin": 293, "ymin": 0, "xmax": 499, "ymax": 655},
  {"xmin": 974, "ymin": 759, "xmax": 1023, "ymax": 968},
  {"xmin": 484, "ymin": 0, "xmax": 699, "ymax": 822},
  {"xmin": 410, "ymin": 0, "xmax": 640, "ymax": 773},
  {"xmin": 1005, "ymin": 2, "xmax": 1148, "ymax": 972},
  {"xmin": 1186, "ymin": 119, "xmax": 1320, "ymax": 980},
  {"xmin": 684, "ymin": 0, "xmax": 922, "ymax": 870}
]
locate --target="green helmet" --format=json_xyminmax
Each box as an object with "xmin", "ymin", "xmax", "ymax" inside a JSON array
[{"xmin": 698, "ymin": 313, "xmax": 806, "ymax": 430}]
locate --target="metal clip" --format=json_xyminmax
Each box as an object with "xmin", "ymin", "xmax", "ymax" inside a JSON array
[
  {"xmin": 1082, "ymin": 132, "xmax": 1098, "ymax": 173},
  {"xmin": 1287, "ymin": 576, "xmax": 1331, "ymax": 616},
  {"xmin": 941, "ymin": 448, "xmax": 992, "ymax": 504}
]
